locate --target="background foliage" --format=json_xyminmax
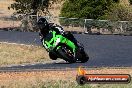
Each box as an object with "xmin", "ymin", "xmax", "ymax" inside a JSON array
[
  {"xmin": 101, "ymin": 4, "xmax": 132, "ymax": 21},
  {"xmin": 129, "ymin": 0, "xmax": 132, "ymax": 4},
  {"xmin": 60, "ymin": 0, "xmax": 118, "ymax": 19},
  {"xmin": 59, "ymin": 0, "xmax": 132, "ymax": 31},
  {"xmin": 9, "ymin": 0, "xmax": 56, "ymax": 15}
]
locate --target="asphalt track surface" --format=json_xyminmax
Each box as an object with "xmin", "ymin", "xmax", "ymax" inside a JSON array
[{"xmin": 0, "ymin": 31, "xmax": 132, "ymax": 71}]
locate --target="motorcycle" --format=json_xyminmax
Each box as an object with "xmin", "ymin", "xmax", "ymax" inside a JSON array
[{"xmin": 41, "ymin": 26, "xmax": 89, "ymax": 63}]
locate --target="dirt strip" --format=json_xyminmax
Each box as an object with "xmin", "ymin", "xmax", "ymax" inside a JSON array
[{"xmin": 0, "ymin": 68, "xmax": 131, "ymax": 83}]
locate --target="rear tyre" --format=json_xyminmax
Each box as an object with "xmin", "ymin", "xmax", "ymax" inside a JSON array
[
  {"xmin": 80, "ymin": 55, "xmax": 89, "ymax": 63},
  {"xmin": 58, "ymin": 46, "xmax": 76, "ymax": 63},
  {"xmin": 78, "ymin": 50, "xmax": 89, "ymax": 63}
]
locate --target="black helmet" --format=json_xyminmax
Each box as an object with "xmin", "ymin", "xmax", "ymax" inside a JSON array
[{"xmin": 37, "ymin": 17, "xmax": 49, "ymax": 30}]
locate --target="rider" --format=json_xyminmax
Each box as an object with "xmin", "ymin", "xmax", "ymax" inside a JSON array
[
  {"xmin": 37, "ymin": 17, "xmax": 64, "ymax": 41},
  {"xmin": 37, "ymin": 17, "xmax": 79, "ymax": 46}
]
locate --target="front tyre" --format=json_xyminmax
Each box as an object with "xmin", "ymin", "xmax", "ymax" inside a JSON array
[
  {"xmin": 49, "ymin": 52, "xmax": 57, "ymax": 60},
  {"xmin": 58, "ymin": 46, "xmax": 76, "ymax": 63}
]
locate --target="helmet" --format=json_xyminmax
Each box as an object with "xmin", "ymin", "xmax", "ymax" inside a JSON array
[{"xmin": 37, "ymin": 17, "xmax": 49, "ymax": 30}]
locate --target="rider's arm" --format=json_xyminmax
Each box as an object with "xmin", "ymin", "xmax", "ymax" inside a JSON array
[{"xmin": 50, "ymin": 25, "xmax": 65, "ymax": 35}]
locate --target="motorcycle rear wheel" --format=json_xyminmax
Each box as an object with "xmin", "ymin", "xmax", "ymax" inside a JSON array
[
  {"xmin": 80, "ymin": 55, "xmax": 89, "ymax": 63},
  {"xmin": 76, "ymin": 48, "xmax": 89, "ymax": 63}
]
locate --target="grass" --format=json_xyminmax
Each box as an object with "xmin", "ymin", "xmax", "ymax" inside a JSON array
[
  {"xmin": 1, "ymin": 80, "xmax": 131, "ymax": 88},
  {"xmin": 1, "ymin": 79, "xmax": 131, "ymax": 88},
  {"xmin": 0, "ymin": 71, "xmax": 91, "ymax": 88},
  {"xmin": 0, "ymin": 43, "xmax": 50, "ymax": 66},
  {"xmin": 0, "ymin": 79, "xmax": 91, "ymax": 88}
]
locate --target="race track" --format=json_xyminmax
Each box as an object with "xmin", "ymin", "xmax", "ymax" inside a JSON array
[{"xmin": 0, "ymin": 31, "xmax": 132, "ymax": 71}]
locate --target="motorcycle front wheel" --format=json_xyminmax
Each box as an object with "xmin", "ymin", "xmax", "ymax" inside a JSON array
[
  {"xmin": 49, "ymin": 52, "xmax": 58, "ymax": 60},
  {"xmin": 58, "ymin": 46, "xmax": 76, "ymax": 63}
]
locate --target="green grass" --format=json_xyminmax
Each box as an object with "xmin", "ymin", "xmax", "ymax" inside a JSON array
[
  {"xmin": 0, "ymin": 80, "xmax": 91, "ymax": 88},
  {"xmin": 0, "ymin": 79, "xmax": 131, "ymax": 88}
]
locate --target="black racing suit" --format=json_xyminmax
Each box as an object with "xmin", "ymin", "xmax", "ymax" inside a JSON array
[{"xmin": 39, "ymin": 23, "xmax": 79, "ymax": 47}]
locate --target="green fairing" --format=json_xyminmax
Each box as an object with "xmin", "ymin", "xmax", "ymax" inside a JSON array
[{"xmin": 42, "ymin": 31, "xmax": 76, "ymax": 53}]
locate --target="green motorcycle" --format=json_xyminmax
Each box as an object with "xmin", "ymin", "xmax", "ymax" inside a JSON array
[{"xmin": 42, "ymin": 30, "xmax": 89, "ymax": 63}]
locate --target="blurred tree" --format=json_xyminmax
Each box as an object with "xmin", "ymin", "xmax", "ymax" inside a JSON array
[
  {"xmin": 102, "ymin": 4, "xmax": 132, "ymax": 21},
  {"xmin": 60, "ymin": 0, "xmax": 116, "ymax": 19},
  {"xmin": 129, "ymin": 0, "xmax": 132, "ymax": 4},
  {"xmin": 113, "ymin": 0, "xmax": 119, "ymax": 3},
  {"xmin": 8, "ymin": 0, "xmax": 56, "ymax": 15},
  {"xmin": 8, "ymin": 0, "xmax": 58, "ymax": 32}
]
